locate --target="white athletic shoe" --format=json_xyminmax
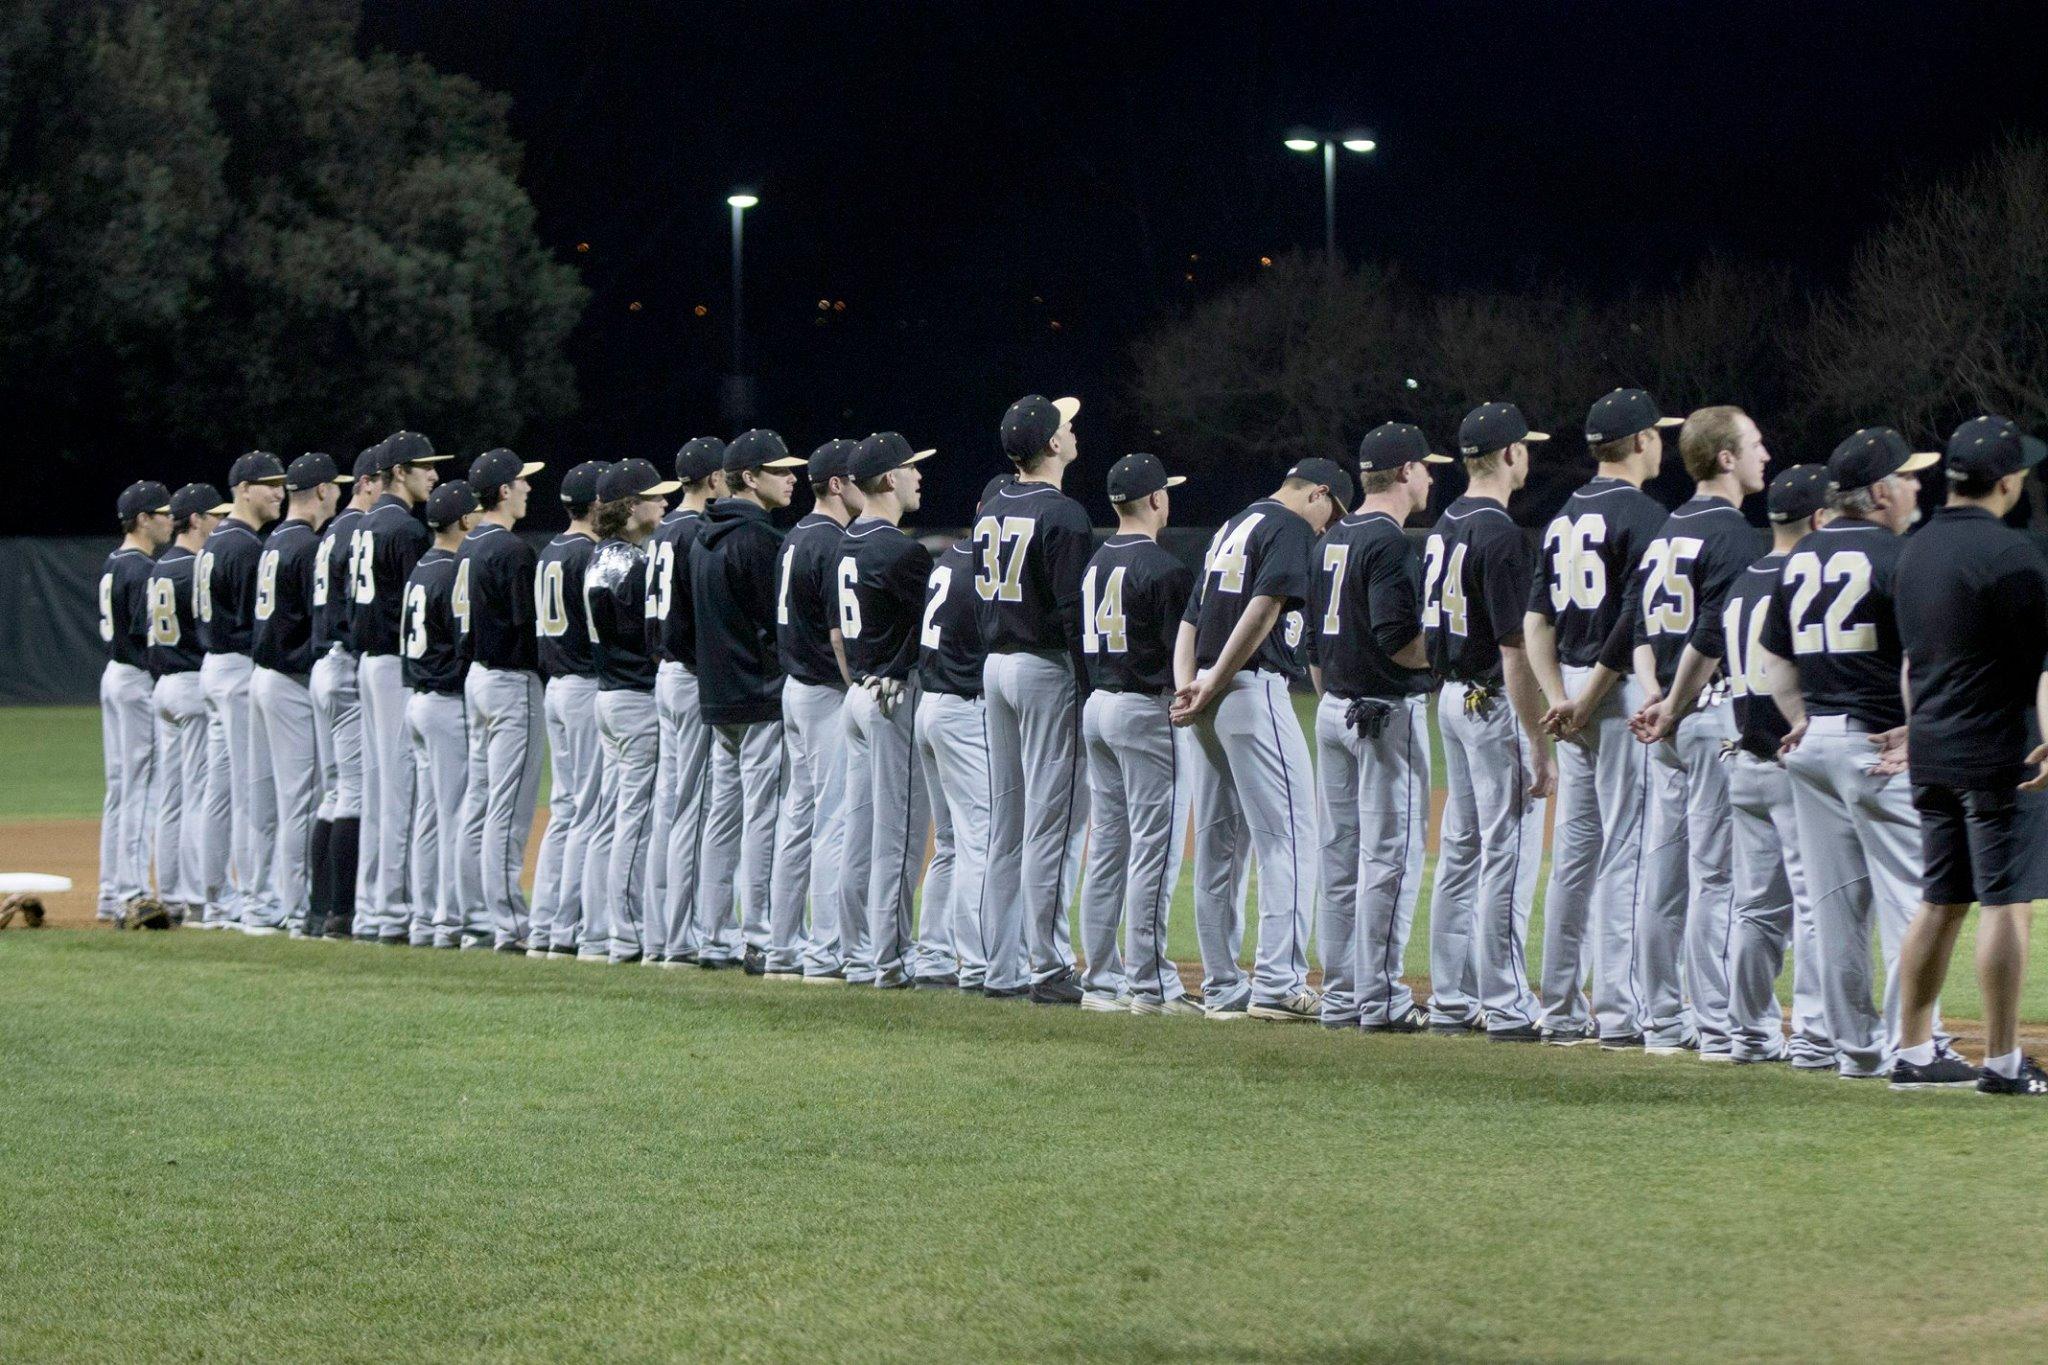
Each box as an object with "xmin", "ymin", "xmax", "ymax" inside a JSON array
[
  {"xmin": 240, "ymin": 924, "xmax": 284, "ymax": 937},
  {"xmin": 1204, "ymin": 1001, "xmax": 1250, "ymax": 1022},
  {"xmin": 1132, "ymin": 995, "xmax": 1205, "ymax": 1018},
  {"xmin": 1081, "ymin": 993, "xmax": 1130, "ymax": 1013},
  {"xmin": 1248, "ymin": 990, "xmax": 1321, "ymax": 1023}
]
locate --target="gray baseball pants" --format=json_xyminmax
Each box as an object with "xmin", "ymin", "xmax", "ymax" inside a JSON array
[
  {"xmin": 653, "ymin": 663, "xmax": 711, "ymax": 961},
  {"xmin": 152, "ymin": 671, "xmax": 208, "ymax": 912},
  {"xmin": 695, "ymin": 718, "xmax": 784, "ymax": 964},
  {"xmin": 356, "ymin": 652, "xmax": 412, "ymax": 938},
  {"xmin": 1538, "ymin": 668, "xmax": 1652, "ymax": 1040},
  {"xmin": 533, "ymin": 674, "xmax": 602, "ymax": 953},
  {"xmin": 581, "ymin": 687, "xmax": 658, "ymax": 961},
  {"xmin": 310, "ymin": 646, "xmax": 363, "ymax": 822},
  {"xmin": 843, "ymin": 681, "xmax": 930, "ymax": 986},
  {"xmin": 99, "ymin": 660, "xmax": 156, "ymax": 914},
  {"xmin": 1784, "ymin": 716, "xmax": 1946, "ymax": 1077},
  {"xmin": 1639, "ymin": 704, "xmax": 1736, "ymax": 1052},
  {"xmin": 251, "ymin": 665, "xmax": 316, "ymax": 930},
  {"xmin": 916, "ymin": 690, "xmax": 991, "ymax": 987},
  {"xmin": 1315, "ymin": 692, "xmax": 1432, "ymax": 1027},
  {"xmin": 405, "ymin": 690, "xmax": 478, "ymax": 944},
  {"xmin": 1080, "ymin": 689, "xmax": 1191, "ymax": 1008},
  {"xmin": 982, "ymin": 649, "xmax": 1087, "ymax": 990},
  {"xmin": 466, "ymin": 665, "xmax": 544, "ymax": 948},
  {"xmin": 201, "ymin": 651, "xmax": 278, "ymax": 928},
  {"xmin": 647, "ymin": 662, "xmax": 679, "ymax": 958},
  {"xmin": 1727, "ymin": 751, "xmax": 1835, "ymax": 1066},
  {"xmin": 769, "ymin": 679, "xmax": 849, "ymax": 974}
]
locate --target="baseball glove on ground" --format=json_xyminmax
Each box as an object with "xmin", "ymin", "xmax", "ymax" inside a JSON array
[
  {"xmin": 0, "ymin": 894, "xmax": 46, "ymax": 929},
  {"xmin": 122, "ymin": 897, "xmax": 174, "ymax": 930}
]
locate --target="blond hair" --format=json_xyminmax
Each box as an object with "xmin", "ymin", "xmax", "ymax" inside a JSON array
[{"xmin": 1678, "ymin": 406, "xmax": 1749, "ymax": 483}]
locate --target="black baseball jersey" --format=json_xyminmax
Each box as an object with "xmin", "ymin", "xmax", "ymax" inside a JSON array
[
  {"xmin": 838, "ymin": 519, "xmax": 934, "ymax": 683},
  {"xmin": 351, "ymin": 495, "xmax": 430, "ymax": 658},
  {"xmin": 919, "ymin": 540, "xmax": 984, "ymax": 698},
  {"xmin": 197, "ymin": 516, "xmax": 267, "ymax": 656},
  {"xmin": 1761, "ymin": 517, "xmax": 1910, "ymax": 730},
  {"xmin": 777, "ymin": 512, "xmax": 849, "ymax": 687},
  {"xmin": 146, "ymin": 546, "xmax": 202, "ymax": 677},
  {"xmin": 1311, "ymin": 512, "xmax": 1431, "ymax": 700},
  {"xmin": 1529, "ymin": 476, "xmax": 1669, "ymax": 669},
  {"xmin": 1183, "ymin": 498, "xmax": 1315, "ymax": 676},
  {"xmin": 1082, "ymin": 535, "xmax": 1192, "ymax": 693},
  {"xmin": 646, "ymin": 508, "xmax": 706, "ymax": 669},
  {"xmin": 99, "ymin": 546, "xmax": 156, "ymax": 670},
  {"xmin": 1422, "ymin": 496, "xmax": 1531, "ymax": 685},
  {"xmin": 972, "ymin": 481, "xmax": 1093, "ymax": 654},
  {"xmin": 1722, "ymin": 551, "xmax": 1792, "ymax": 759},
  {"xmin": 311, "ymin": 506, "xmax": 361, "ymax": 653},
  {"xmin": 1632, "ymin": 496, "xmax": 1760, "ymax": 689},
  {"xmin": 535, "ymin": 532, "xmax": 598, "ymax": 680},
  {"xmin": 585, "ymin": 537, "xmax": 655, "ymax": 691},
  {"xmin": 401, "ymin": 548, "xmax": 467, "ymax": 694},
  {"xmin": 455, "ymin": 523, "xmax": 539, "ymax": 673},
  {"xmin": 251, "ymin": 518, "xmax": 321, "ymax": 675},
  {"xmin": 1896, "ymin": 505, "xmax": 2048, "ymax": 789}
]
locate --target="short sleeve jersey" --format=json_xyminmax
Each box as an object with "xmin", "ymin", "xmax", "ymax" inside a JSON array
[
  {"xmin": 311, "ymin": 506, "xmax": 361, "ymax": 653},
  {"xmin": 1634, "ymin": 496, "xmax": 1760, "ymax": 689},
  {"xmin": 1760, "ymin": 517, "xmax": 1908, "ymax": 729},
  {"xmin": 645, "ymin": 508, "xmax": 707, "ymax": 669},
  {"xmin": 535, "ymin": 533, "xmax": 599, "ymax": 680},
  {"xmin": 146, "ymin": 546, "xmax": 202, "ymax": 677},
  {"xmin": 99, "ymin": 546, "xmax": 156, "ymax": 670},
  {"xmin": 351, "ymin": 496, "xmax": 430, "ymax": 658},
  {"xmin": 838, "ymin": 519, "xmax": 934, "ymax": 682},
  {"xmin": 1183, "ymin": 498, "xmax": 1314, "ymax": 675},
  {"xmin": 919, "ymin": 540, "xmax": 984, "ymax": 698},
  {"xmin": 251, "ymin": 519, "xmax": 320, "ymax": 674},
  {"xmin": 776, "ymin": 513, "xmax": 849, "ymax": 687},
  {"xmin": 197, "ymin": 517, "xmax": 267, "ymax": 656},
  {"xmin": 1422, "ymin": 495, "xmax": 1531, "ymax": 685},
  {"xmin": 1721, "ymin": 551, "xmax": 1791, "ymax": 759},
  {"xmin": 1081, "ymin": 535, "xmax": 1193, "ymax": 693},
  {"xmin": 456, "ymin": 523, "xmax": 540, "ymax": 672},
  {"xmin": 400, "ymin": 548, "xmax": 467, "ymax": 694},
  {"xmin": 1529, "ymin": 477, "xmax": 1669, "ymax": 669},
  {"xmin": 972, "ymin": 482, "xmax": 1094, "ymax": 654},
  {"xmin": 585, "ymin": 537, "xmax": 655, "ymax": 691},
  {"xmin": 1311, "ymin": 512, "xmax": 1432, "ymax": 700}
]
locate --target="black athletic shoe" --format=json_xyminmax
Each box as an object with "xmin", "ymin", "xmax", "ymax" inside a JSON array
[
  {"xmin": 1889, "ymin": 1053, "xmax": 1982, "ymax": 1091},
  {"xmin": 1599, "ymin": 1032, "xmax": 1646, "ymax": 1051},
  {"xmin": 983, "ymin": 984, "xmax": 1030, "ymax": 1000},
  {"xmin": 742, "ymin": 946, "xmax": 768, "ymax": 975},
  {"xmin": 1488, "ymin": 1024, "xmax": 1543, "ymax": 1044},
  {"xmin": 802, "ymin": 967, "xmax": 848, "ymax": 985},
  {"xmin": 1363, "ymin": 1004, "xmax": 1431, "ymax": 1035},
  {"xmin": 1731, "ymin": 1052, "xmax": 1788, "ymax": 1067},
  {"xmin": 913, "ymin": 973, "xmax": 959, "ymax": 990},
  {"xmin": 1028, "ymin": 971, "xmax": 1084, "ymax": 1006},
  {"xmin": 1321, "ymin": 1018, "xmax": 1363, "ymax": 1032},
  {"xmin": 1976, "ymin": 1056, "xmax": 2048, "ymax": 1097},
  {"xmin": 1541, "ymin": 1028, "xmax": 1598, "ymax": 1048},
  {"xmin": 698, "ymin": 955, "xmax": 739, "ymax": 970},
  {"xmin": 1427, "ymin": 1018, "xmax": 1482, "ymax": 1037},
  {"xmin": 493, "ymin": 941, "xmax": 526, "ymax": 955},
  {"xmin": 548, "ymin": 944, "xmax": 580, "ymax": 958},
  {"xmin": 876, "ymin": 975, "xmax": 915, "ymax": 991}
]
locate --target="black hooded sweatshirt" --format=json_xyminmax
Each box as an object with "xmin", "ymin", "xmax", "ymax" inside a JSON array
[{"xmin": 692, "ymin": 497, "xmax": 787, "ymax": 725}]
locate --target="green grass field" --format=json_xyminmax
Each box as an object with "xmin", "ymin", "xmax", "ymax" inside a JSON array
[{"xmin": 5, "ymin": 704, "xmax": 2047, "ymax": 1361}]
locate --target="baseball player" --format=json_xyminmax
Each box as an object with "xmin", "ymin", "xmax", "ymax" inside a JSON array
[
  {"xmin": 530, "ymin": 460, "xmax": 610, "ymax": 958},
  {"xmin": 1893, "ymin": 415, "xmax": 2048, "ymax": 1096},
  {"xmin": 914, "ymin": 511, "xmax": 991, "ymax": 991},
  {"xmin": 100, "ymin": 480, "xmax": 172, "ymax": 924},
  {"xmin": 1173, "ymin": 456, "xmax": 1348, "ymax": 1022},
  {"xmin": 1421, "ymin": 404, "xmax": 1557, "ymax": 1042},
  {"xmin": 351, "ymin": 430, "xmax": 447, "ymax": 944},
  {"xmin": 835, "ymin": 433, "xmax": 937, "ymax": 989},
  {"xmin": 1522, "ymin": 389, "xmax": 1679, "ymax": 1047},
  {"xmin": 250, "ymin": 453, "xmax": 346, "ymax": 934},
  {"xmin": 692, "ymin": 429, "xmax": 806, "ymax": 970},
  {"xmin": 766, "ymin": 438, "xmax": 862, "ymax": 981},
  {"xmin": 148, "ymin": 484, "xmax": 226, "ymax": 925},
  {"xmin": 306, "ymin": 449, "xmax": 382, "ymax": 939},
  {"xmin": 1310, "ymin": 424, "xmax": 1445, "ymax": 1032},
  {"xmin": 646, "ymin": 439, "xmax": 723, "ymax": 965},
  {"xmin": 1077, "ymin": 453, "xmax": 1198, "ymax": 1014},
  {"xmin": 977, "ymin": 395, "xmax": 1093, "ymax": 1003},
  {"xmin": 581, "ymin": 458, "xmax": 678, "ymax": 963},
  {"xmin": 401, "ymin": 481, "xmax": 483, "ymax": 947},
  {"xmin": 457, "ymin": 448, "xmax": 546, "ymax": 952},
  {"xmin": 1750, "ymin": 426, "xmax": 1949, "ymax": 1079},
  {"xmin": 1720, "ymin": 464, "xmax": 1835, "ymax": 1068},
  {"xmin": 196, "ymin": 451, "xmax": 286, "ymax": 930},
  {"xmin": 1629, "ymin": 406, "xmax": 1773, "ymax": 1058}
]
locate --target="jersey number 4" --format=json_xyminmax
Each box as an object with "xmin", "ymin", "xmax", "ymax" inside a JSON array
[
  {"xmin": 1200, "ymin": 514, "xmax": 1265, "ymax": 595},
  {"xmin": 1081, "ymin": 564, "xmax": 1128, "ymax": 654},
  {"xmin": 1420, "ymin": 537, "xmax": 1470, "ymax": 638},
  {"xmin": 973, "ymin": 516, "xmax": 1036, "ymax": 602}
]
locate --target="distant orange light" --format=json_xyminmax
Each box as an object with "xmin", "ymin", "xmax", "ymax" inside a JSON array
[
  {"xmin": 575, "ymin": 242, "xmax": 591, "ymax": 253},
  {"xmin": 818, "ymin": 299, "xmax": 831, "ymax": 310},
  {"xmin": 1184, "ymin": 272, "xmax": 1195, "ymax": 282},
  {"xmin": 1259, "ymin": 256, "xmax": 1273, "ymax": 267},
  {"xmin": 628, "ymin": 300, "xmax": 643, "ymax": 312},
  {"xmin": 693, "ymin": 304, "xmax": 708, "ymax": 317},
  {"xmin": 833, "ymin": 300, "xmax": 845, "ymax": 312},
  {"xmin": 1049, "ymin": 320, "xmax": 1063, "ymax": 332}
]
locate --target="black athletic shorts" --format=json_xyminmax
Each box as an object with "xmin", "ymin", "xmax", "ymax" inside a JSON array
[{"xmin": 1912, "ymin": 782, "xmax": 2029, "ymax": 906}]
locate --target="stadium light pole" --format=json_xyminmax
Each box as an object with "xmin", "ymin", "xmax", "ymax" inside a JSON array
[
  {"xmin": 726, "ymin": 190, "xmax": 758, "ymax": 376},
  {"xmin": 1284, "ymin": 128, "xmax": 1377, "ymax": 258}
]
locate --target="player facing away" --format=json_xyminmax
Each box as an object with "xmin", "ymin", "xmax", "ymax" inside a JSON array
[
  {"xmin": 1310, "ymin": 424, "xmax": 1445, "ymax": 1032},
  {"xmin": 306, "ymin": 450, "xmax": 382, "ymax": 939},
  {"xmin": 836, "ymin": 433, "xmax": 938, "ymax": 989},
  {"xmin": 1893, "ymin": 416, "xmax": 2048, "ymax": 1096},
  {"xmin": 400, "ymin": 481, "xmax": 483, "ymax": 948},
  {"xmin": 1077, "ymin": 453, "xmax": 1198, "ymax": 1015},
  {"xmin": 249, "ymin": 453, "xmax": 345, "ymax": 934},
  {"xmin": 350, "ymin": 431, "xmax": 447, "ymax": 943},
  {"xmin": 149, "ymin": 484, "xmax": 225, "ymax": 924},
  {"xmin": 530, "ymin": 461, "xmax": 612, "ymax": 958},
  {"xmin": 765, "ymin": 438, "xmax": 862, "ymax": 981},
  {"xmin": 977, "ymin": 394, "xmax": 1094, "ymax": 1003},
  {"xmin": 99, "ymin": 480, "xmax": 172, "ymax": 925},
  {"xmin": 196, "ymin": 451, "xmax": 286, "ymax": 930},
  {"xmin": 645, "ymin": 438, "xmax": 724, "ymax": 966},
  {"xmin": 1421, "ymin": 404, "xmax": 1558, "ymax": 1042},
  {"xmin": 914, "ymin": 519, "xmax": 991, "ymax": 994},
  {"xmin": 693, "ymin": 429, "xmax": 808, "ymax": 970},
  {"xmin": 1175, "ymin": 456, "xmax": 1348, "ymax": 1022},
  {"xmin": 1522, "ymin": 389, "xmax": 1678, "ymax": 1047}
]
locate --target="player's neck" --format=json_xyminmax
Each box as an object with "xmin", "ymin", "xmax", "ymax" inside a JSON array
[
  {"xmin": 119, "ymin": 532, "xmax": 155, "ymax": 554},
  {"xmin": 176, "ymin": 530, "xmax": 207, "ymax": 553},
  {"xmin": 1770, "ymin": 529, "xmax": 1804, "ymax": 554},
  {"xmin": 864, "ymin": 495, "xmax": 905, "ymax": 527},
  {"xmin": 811, "ymin": 495, "xmax": 854, "ymax": 526},
  {"xmin": 732, "ymin": 488, "xmax": 774, "ymax": 512},
  {"xmin": 1359, "ymin": 492, "xmax": 1412, "ymax": 522},
  {"xmin": 1596, "ymin": 460, "xmax": 1646, "ymax": 488},
  {"xmin": 1945, "ymin": 491, "xmax": 2011, "ymax": 517},
  {"xmin": 680, "ymin": 488, "xmax": 716, "ymax": 515},
  {"xmin": 566, "ymin": 519, "xmax": 597, "ymax": 540},
  {"xmin": 290, "ymin": 499, "xmax": 331, "ymax": 533},
  {"xmin": 1692, "ymin": 475, "xmax": 1741, "ymax": 505},
  {"xmin": 481, "ymin": 508, "xmax": 518, "ymax": 531},
  {"xmin": 433, "ymin": 531, "xmax": 465, "ymax": 552},
  {"xmin": 1113, "ymin": 514, "xmax": 1159, "ymax": 540},
  {"xmin": 1014, "ymin": 460, "xmax": 1066, "ymax": 490},
  {"xmin": 230, "ymin": 501, "xmax": 270, "ymax": 526},
  {"xmin": 1462, "ymin": 474, "xmax": 1514, "ymax": 505}
]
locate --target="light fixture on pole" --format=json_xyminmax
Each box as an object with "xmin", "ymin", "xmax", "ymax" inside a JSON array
[
  {"xmin": 723, "ymin": 190, "xmax": 759, "ymax": 424},
  {"xmin": 1283, "ymin": 128, "xmax": 1377, "ymax": 258}
]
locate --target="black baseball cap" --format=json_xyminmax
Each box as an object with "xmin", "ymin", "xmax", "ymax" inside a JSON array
[
  {"xmin": 1286, "ymin": 455, "xmax": 1355, "ymax": 510},
  {"xmin": 1457, "ymin": 402, "xmax": 1550, "ymax": 457},
  {"xmin": 1106, "ymin": 452, "xmax": 1185, "ymax": 502},
  {"xmin": 1827, "ymin": 427, "xmax": 1939, "ymax": 492},
  {"xmin": 807, "ymin": 438, "xmax": 861, "ymax": 484},
  {"xmin": 1585, "ymin": 388, "xmax": 1684, "ymax": 445},
  {"xmin": 1357, "ymin": 422, "xmax": 1452, "ymax": 471},
  {"xmin": 999, "ymin": 394, "xmax": 1081, "ymax": 462},
  {"xmin": 117, "ymin": 480, "xmax": 172, "ymax": 519},
  {"xmin": 675, "ymin": 437, "xmax": 727, "ymax": 483},
  {"xmin": 1944, "ymin": 415, "xmax": 2047, "ymax": 482},
  {"xmin": 597, "ymin": 457, "xmax": 681, "ymax": 502},
  {"xmin": 468, "ymin": 448, "xmax": 543, "ymax": 495},
  {"xmin": 352, "ymin": 445, "xmax": 384, "ymax": 480},
  {"xmin": 373, "ymin": 430, "xmax": 448, "ymax": 473},
  {"xmin": 978, "ymin": 473, "xmax": 1015, "ymax": 510},
  {"xmin": 724, "ymin": 428, "xmax": 805, "ymax": 473},
  {"xmin": 424, "ymin": 480, "xmax": 478, "ymax": 529},
  {"xmin": 1766, "ymin": 465, "xmax": 1831, "ymax": 523},
  {"xmin": 851, "ymin": 431, "xmax": 935, "ymax": 481},
  {"xmin": 285, "ymin": 452, "xmax": 352, "ymax": 491},
  {"xmin": 228, "ymin": 450, "xmax": 286, "ymax": 487},
  {"xmin": 169, "ymin": 483, "xmax": 231, "ymax": 520},
  {"xmin": 559, "ymin": 460, "xmax": 611, "ymax": 505}
]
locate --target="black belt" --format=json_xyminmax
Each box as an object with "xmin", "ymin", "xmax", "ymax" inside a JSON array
[{"xmin": 1096, "ymin": 684, "xmax": 1172, "ymax": 697}]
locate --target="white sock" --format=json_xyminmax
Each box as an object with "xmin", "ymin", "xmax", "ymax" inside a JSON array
[
  {"xmin": 1985, "ymin": 1049, "xmax": 2022, "ymax": 1079},
  {"xmin": 1898, "ymin": 1041, "xmax": 1936, "ymax": 1067}
]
